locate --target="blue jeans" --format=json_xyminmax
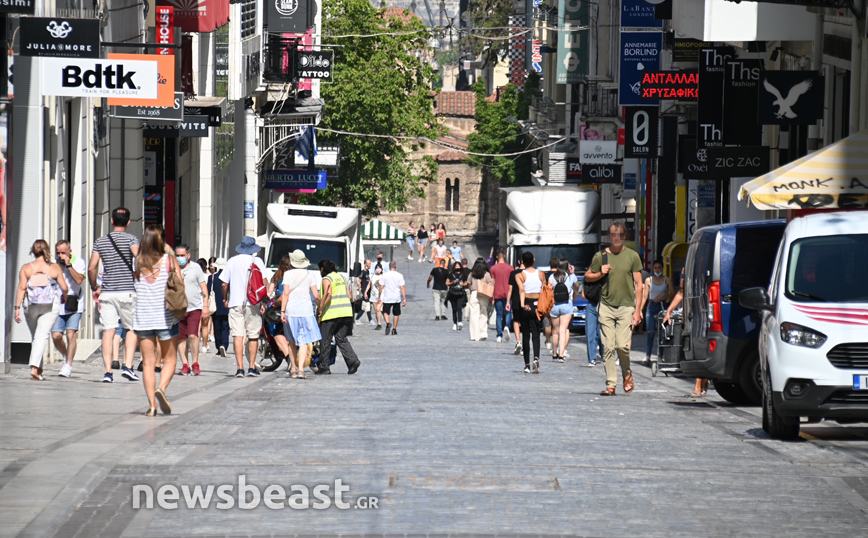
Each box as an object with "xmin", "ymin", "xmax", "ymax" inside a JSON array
[
  {"xmin": 646, "ymin": 301, "xmax": 665, "ymax": 356},
  {"xmin": 494, "ymin": 298, "xmax": 512, "ymax": 338},
  {"xmin": 585, "ymin": 301, "xmax": 604, "ymax": 363}
]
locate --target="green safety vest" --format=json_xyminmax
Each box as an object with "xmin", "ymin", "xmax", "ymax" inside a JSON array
[{"xmin": 320, "ymin": 272, "xmax": 353, "ymax": 321}]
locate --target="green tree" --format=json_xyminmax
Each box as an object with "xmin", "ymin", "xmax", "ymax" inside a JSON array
[
  {"xmin": 466, "ymin": 79, "xmax": 533, "ymax": 186},
  {"xmin": 300, "ymin": 0, "xmax": 444, "ymax": 217},
  {"xmin": 460, "ymin": 0, "xmax": 513, "ymax": 68}
]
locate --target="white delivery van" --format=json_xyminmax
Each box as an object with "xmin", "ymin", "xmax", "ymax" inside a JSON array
[{"xmin": 740, "ymin": 211, "xmax": 868, "ymax": 439}]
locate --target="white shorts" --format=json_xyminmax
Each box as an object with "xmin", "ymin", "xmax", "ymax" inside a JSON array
[
  {"xmin": 100, "ymin": 292, "xmax": 136, "ymax": 330},
  {"xmin": 229, "ymin": 304, "xmax": 263, "ymax": 339}
]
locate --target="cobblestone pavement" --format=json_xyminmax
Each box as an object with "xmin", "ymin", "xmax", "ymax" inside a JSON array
[{"xmin": 2, "ymin": 256, "xmax": 868, "ymax": 538}]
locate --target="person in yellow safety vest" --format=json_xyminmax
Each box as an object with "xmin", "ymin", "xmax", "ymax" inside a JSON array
[{"xmin": 315, "ymin": 259, "xmax": 361, "ymax": 376}]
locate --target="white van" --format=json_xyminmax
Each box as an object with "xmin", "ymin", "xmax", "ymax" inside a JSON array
[{"xmin": 740, "ymin": 211, "xmax": 868, "ymax": 440}]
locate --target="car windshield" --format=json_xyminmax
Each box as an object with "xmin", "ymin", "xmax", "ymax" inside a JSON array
[
  {"xmin": 267, "ymin": 237, "xmax": 347, "ymax": 272},
  {"xmin": 786, "ymin": 234, "xmax": 868, "ymax": 303},
  {"xmin": 515, "ymin": 244, "xmax": 598, "ymax": 272}
]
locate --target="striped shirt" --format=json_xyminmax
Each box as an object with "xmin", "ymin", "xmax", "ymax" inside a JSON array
[
  {"xmin": 133, "ymin": 255, "xmax": 176, "ymax": 331},
  {"xmin": 93, "ymin": 232, "xmax": 139, "ymax": 292}
]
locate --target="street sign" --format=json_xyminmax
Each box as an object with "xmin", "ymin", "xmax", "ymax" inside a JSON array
[
  {"xmin": 112, "ymin": 92, "xmax": 184, "ymax": 121},
  {"xmin": 265, "ymin": 170, "xmax": 327, "ymax": 190},
  {"xmin": 295, "ymin": 50, "xmax": 333, "ymax": 82}
]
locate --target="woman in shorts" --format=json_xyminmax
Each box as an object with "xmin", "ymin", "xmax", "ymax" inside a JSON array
[{"xmin": 281, "ymin": 250, "xmax": 322, "ymax": 379}]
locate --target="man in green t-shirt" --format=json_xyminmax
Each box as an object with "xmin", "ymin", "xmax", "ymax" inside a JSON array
[{"xmin": 585, "ymin": 221, "xmax": 644, "ymax": 396}]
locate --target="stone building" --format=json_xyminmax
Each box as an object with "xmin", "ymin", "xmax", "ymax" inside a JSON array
[{"xmin": 378, "ymin": 91, "xmax": 499, "ymax": 237}]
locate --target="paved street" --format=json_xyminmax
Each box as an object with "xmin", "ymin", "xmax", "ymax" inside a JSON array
[{"xmin": 2, "ymin": 256, "xmax": 868, "ymax": 538}]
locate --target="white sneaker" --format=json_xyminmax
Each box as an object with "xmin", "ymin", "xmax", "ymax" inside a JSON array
[
  {"xmin": 545, "ymin": 342, "xmax": 552, "ymax": 350},
  {"xmin": 355, "ymin": 320, "xmax": 363, "ymax": 325},
  {"xmin": 513, "ymin": 342, "xmax": 522, "ymax": 355},
  {"xmin": 564, "ymin": 350, "xmax": 570, "ymax": 358},
  {"xmin": 59, "ymin": 363, "xmax": 72, "ymax": 377},
  {"xmin": 497, "ymin": 336, "xmax": 502, "ymax": 343},
  {"xmin": 369, "ymin": 320, "xmax": 377, "ymax": 326},
  {"xmin": 458, "ymin": 322, "xmax": 463, "ymax": 330},
  {"xmin": 408, "ymin": 255, "xmax": 413, "ymax": 260},
  {"xmin": 504, "ymin": 328, "xmax": 510, "ymax": 342},
  {"xmin": 452, "ymin": 324, "xmax": 458, "ymax": 331},
  {"xmin": 200, "ymin": 346, "xmax": 208, "ymax": 353}
]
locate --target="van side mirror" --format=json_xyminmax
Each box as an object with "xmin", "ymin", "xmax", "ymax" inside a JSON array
[
  {"xmin": 739, "ymin": 287, "xmax": 772, "ymax": 312},
  {"xmin": 351, "ymin": 261, "xmax": 362, "ymax": 278}
]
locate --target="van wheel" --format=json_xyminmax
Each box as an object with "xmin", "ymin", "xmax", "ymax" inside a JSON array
[
  {"xmin": 712, "ymin": 379, "xmax": 752, "ymax": 405},
  {"xmin": 738, "ymin": 350, "xmax": 763, "ymax": 405},
  {"xmin": 763, "ymin": 368, "xmax": 800, "ymax": 440}
]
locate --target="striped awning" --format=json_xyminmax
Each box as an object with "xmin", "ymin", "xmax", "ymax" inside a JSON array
[
  {"xmin": 738, "ymin": 131, "xmax": 868, "ymax": 210},
  {"xmin": 362, "ymin": 219, "xmax": 406, "ymax": 241}
]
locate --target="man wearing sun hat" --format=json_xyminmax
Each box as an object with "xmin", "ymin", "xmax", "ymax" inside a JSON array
[{"xmin": 220, "ymin": 236, "xmax": 266, "ymax": 378}]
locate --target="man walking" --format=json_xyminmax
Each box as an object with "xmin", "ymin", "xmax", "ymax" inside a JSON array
[
  {"xmin": 490, "ymin": 249, "xmax": 513, "ymax": 343},
  {"xmin": 427, "ymin": 258, "xmax": 449, "ymax": 320},
  {"xmin": 176, "ymin": 244, "xmax": 209, "ymax": 376},
  {"xmin": 316, "ymin": 259, "xmax": 361, "ymax": 375},
  {"xmin": 220, "ymin": 236, "xmax": 265, "ymax": 377},
  {"xmin": 209, "ymin": 258, "xmax": 230, "ymax": 357},
  {"xmin": 584, "ymin": 221, "xmax": 644, "ymax": 395},
  {"xmin": 88, "ymin": 207, "xmax": 140, "ymax": 383},
  {"xmin": 379, "ymin": 260, "xmax": 406, "ymax": 335},
  {"xmin": 52, "ymin": 240, "xmax": 86, "ymax": 377}
]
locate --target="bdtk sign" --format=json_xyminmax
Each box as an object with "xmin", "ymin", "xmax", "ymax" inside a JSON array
[
  {"xmin": 41, "ymin": 58, "xmax": 159, "ymax": 99},
  {"xmin": 625, "ymin": 106, "xmax": 658, "ymax": 158}
]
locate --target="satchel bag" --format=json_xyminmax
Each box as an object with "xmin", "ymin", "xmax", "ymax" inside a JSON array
[
  {"xmin": 536, "ymin": 281, "xmax": 554, "ymax": 319},
  {"xmin": 65, "ymin": 293, "xmax": 80, "ymax": 313},
  {"xmin": 165, "ymin": 257, "xmax": 188, "ymax": 321},
  {"xmin": 476, "ymin": 275, "xmax": 495, "ymax": 299}
]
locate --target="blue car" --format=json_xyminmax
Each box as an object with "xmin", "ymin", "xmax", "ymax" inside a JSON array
[{"xmin": 571, "ymin": 276, "xmax": 588, "ymax": 331}]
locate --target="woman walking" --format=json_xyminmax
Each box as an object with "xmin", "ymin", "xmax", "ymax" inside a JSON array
[
  {"xmin": 199, "ymin": 257, "xmax": 217, "ymax": 352},
  {"xmin": 367, "ymin": 263, "xmax": 385, "ymax": 330},
  {"xmin": 406, "ymin": 221, "xmax": 417, "ymax": 261},
  {"xmin": 468, "ymin": 258, "xmax": 493, "ymax": 341},
  {"xmin": 134, "ymin": 225, "xmax": 181, "ymax": 416},
  {"xmin": 642, "ymin": 260, "xmax": 674, "ymax": 365},
  {"xmin": 416, "ymin": 224, "xmax": 428, "ymax": 262},
  {"xmin": 516, "ymin": 251, "xmax": 545, "ymax": 374},
  {"xmin": 15, "ymin": 240, "xmax": 68, "ymax": 380},
  {"xmin": 267, "ymin": 255, "xmax": 295, "ymax": 368},
  {"xmin": 549, "ymin": 259, "xmax": 580, "ymax": 363},
  {"xmin": 280, "ymin": 250, "xmax": 322, "ymax": 379},
  {"xmin": 446, "ymin": 261, "xmax": 468, "ymax": 330}
]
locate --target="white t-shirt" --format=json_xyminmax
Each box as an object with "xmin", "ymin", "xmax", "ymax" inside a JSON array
[
  {"xmin": 181, "ymin": 262, "xmax": 207, "ymax": 311},
  {"xmin": 58, "ymin": 255, "xmax": 87, "ymax": 315},
  {"xmin": 381, "ymin": 270, "xmax": 405, "ymax": 303},
  {"xmin": 283, "ymin": 269, "xmax": 318, "ymax": 317},
  {"xmin": 434, "ymin": 244, "xmax": 448, "ymax": 257},
  {"xmin": 219, "ymin": 254, "xmax": 266, "ymax": 308}
]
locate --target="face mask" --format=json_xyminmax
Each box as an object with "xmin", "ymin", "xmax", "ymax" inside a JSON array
[
  {"xmin": 177, "ymin": 257, "xmax": 188, "ymax": 266},
  {"xmin": 654, "ymin": 271, "xmax": 663, "ymax": 277},
  {"xmin": 375, "ymin": 269, "xmax": 382, "ymax": 274}
]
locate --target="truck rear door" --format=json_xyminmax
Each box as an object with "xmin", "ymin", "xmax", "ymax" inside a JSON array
[{"xmin": 683, "ymin": 233, "xmax": 715, "ymax": 362}]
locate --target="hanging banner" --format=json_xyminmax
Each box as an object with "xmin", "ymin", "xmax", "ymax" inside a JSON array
[
  {"xmin": 556, "ymin": 0, "xmax": 588, "ymax": 84},
  {"xmin": 143, "ymin": 114, "xmax": 210, "ymax": 138},
  {"xmin": 619, "ymin": 31, "xmax": 662, "ymax": 106},
  {"xmin": 758, "ymin": 71, "xmax": 824, "ymax": 125},
  {"xmin": 112, "ymin": 91, "xmax": 184, "ymax": 121},
  {"xmin": 567, "ymin": 158, "xmax": 582, "ymax": 181},
  {"xmin": 41, "ymin": 57, "xmax": 160, "ymax": 100},
  {"xmin": 265, "ymin": 170, "xmax": 327, "ymax": 190},
  {"xmin": 697, "ymin": 46, "xmax": 734, "ymax": 147},
  {"xmin": 722, "ymin": 58, "xmax": 763, "ymax": 146},
  {"xmin": 625, "ymin": 106, "xmax": 658, "ymax": 158},
  {"xmin": 508, "ymin": 15, "xmax": 527, "ymax": 88},
  {"xmin": 265, "ymin": 0, "xmax": 317, "ymax": 33},
  {"xmin": 106, "ymin": 54, "xmax": 175, "ymax": 108},
  {"xmin": 294, "ymin": 49, "xmax": 334, "ymax": 82},
  {"xmin": 156, "ymin": 7, "xmax": 174, "ymax": 56},
  {"xmin": 580, "ymin": 140, "xmax": 617, "ymax": 164},
  {"xmin": 621, "ymin": 0, "xmax": 663, "ymax": 28},
  {"xmin": 20, "ymin": 18, "xmax": 100, "ymax": 58},
  {"xmin": 706, "ymin": 146, "xmax": 770, "ymax": 178},
  {"xmin": 583, "ymin": 164, "xmax": 623, "ymax": 184},
  {"xmin": 640, "ymin": 70, "xmax": 698, "ymax": 100}
]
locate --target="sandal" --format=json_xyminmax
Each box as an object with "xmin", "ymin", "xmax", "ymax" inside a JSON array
[
  {"xmin": 31, "ymin": 371, "xmax": 44, "ymax": 381},
  {"xmin": 297, "ymin": 373, "xmax": 306, "ymax": 379},
  {"xmin": 290, "ymin": 371, "xmax": 299, "ymax": 379},
  {"xmin": 689, "ymin": 392, "xmax": 704, "ymax": 398}
]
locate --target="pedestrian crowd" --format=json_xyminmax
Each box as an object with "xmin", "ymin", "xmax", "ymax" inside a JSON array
[{"xmin": 15, "ymin": 206, "xmax": 361, "ymax": 416}]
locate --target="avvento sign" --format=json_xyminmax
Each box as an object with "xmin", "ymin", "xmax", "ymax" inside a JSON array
[
  {"xmin": 41, "ymin": 57, "xmax": 159, "ymax": 100},
  {"xmin": 579, "ymin": 140, "xmax": 617, "ymax": 164}
]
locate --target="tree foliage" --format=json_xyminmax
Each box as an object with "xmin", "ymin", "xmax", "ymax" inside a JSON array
[
  {"xmin": 465, "ymin": 79, "xmax": 534, "ymax": 186},
  {"xmin": 460, "ymin": 0, "xmax": 514, "ymax": 68},
  {"xmin": 300, "ymin": 0, "xmax": 444, "ymax": 217}
]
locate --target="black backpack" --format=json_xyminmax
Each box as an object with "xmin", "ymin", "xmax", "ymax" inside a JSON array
[
  {"xmin": 553, "ymin": 277, "xmax": 570, "ymax": 304},
  {"xmin": 583, "ymin": 252, "xmax": 608, "ymax": 306}
]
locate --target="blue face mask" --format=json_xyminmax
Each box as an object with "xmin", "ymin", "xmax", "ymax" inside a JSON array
[{"xmin": 177, "ymin": 256, "xmax": 188, "ymax": 266}]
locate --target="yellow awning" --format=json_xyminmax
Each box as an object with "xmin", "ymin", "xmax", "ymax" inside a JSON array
[{"xmin": 737, "ymin": 131, "xmax": 868, "ymax": 210}]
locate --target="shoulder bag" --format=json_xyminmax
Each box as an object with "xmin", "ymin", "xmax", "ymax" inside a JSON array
[
  {"xmin": 583, "ymin": 252, "xmax": 608, "ymax": 306},
  {"xmin": 165, "ymin": 256, "xmax": 188, "ymax": 320},
  {"xmin": 476, "ymin": 274, "xmax": 495, "ymax": 299}
]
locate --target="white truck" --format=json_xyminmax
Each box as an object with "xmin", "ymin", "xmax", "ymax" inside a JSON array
[
  {"xmin": 498, "ymin": 186, "xmax": 601, "ymax": 272},
  {"xmin": 261, "ymin": 203, "xmax": 363, "ymax": 295}
]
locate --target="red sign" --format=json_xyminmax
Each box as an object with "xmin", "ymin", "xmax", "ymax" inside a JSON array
[
  {"xmin": 156, "ymin": 6, "xmax": 174, "ymax": 55},
  {"xmin": 618, "ymin": 129, "xmax": 625, "ymax": 145},
  {"xmin": 159, "ymin": 0, "xmax": 229, "ymax": 33},
  {"xmin": 640, "ymin": 71, "xmax": 699, "ymax": 100}
]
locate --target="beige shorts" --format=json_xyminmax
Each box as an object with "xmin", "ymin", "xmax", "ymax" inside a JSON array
[
  {"xmin": 100, "ymin": 292, "xmax": 136, "ymax": 330},
  {"xmin": 229, "ymin": 304, "xmax": 262, "ymax": 339}
]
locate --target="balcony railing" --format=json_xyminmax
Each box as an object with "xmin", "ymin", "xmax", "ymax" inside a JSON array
[{"xmin": 582, "ymin": 82, "xmax": 619, "ymax": 119}]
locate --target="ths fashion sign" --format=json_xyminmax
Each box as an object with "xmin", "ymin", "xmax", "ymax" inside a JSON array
[
  {"xmin": 697, "ymin": 46, "xmax": 735, "ymax": 147},
  {"xmin": 722, "ymin": 59, "xmax": 763, "ymax": 146},
  {"xmin": 20, "ymin": 17, "xmax": 100, "ymax": 58}
]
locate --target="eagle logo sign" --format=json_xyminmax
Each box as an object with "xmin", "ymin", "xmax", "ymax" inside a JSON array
[{"xmin": 763, "ymin": 79, "xmax": 813, "ymax": 119}]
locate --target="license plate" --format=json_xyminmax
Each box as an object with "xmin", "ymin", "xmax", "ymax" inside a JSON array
[{"xmin": 854, "ymin": 375, "xmax": 868, "ymax": 390}]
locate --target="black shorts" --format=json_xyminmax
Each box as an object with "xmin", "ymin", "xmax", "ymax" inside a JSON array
[{"xmin": 383, "ymin": 302, "xmax": 402, "ymax": 316}]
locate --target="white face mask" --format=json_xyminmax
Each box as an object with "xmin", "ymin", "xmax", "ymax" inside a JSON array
[{"xmin": 654, "ymin": 270, "xmax": 663, "ymax": 277}]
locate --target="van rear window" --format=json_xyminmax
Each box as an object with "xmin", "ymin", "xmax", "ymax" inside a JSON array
[
  {"xmin": 786, "ymin": 234, "xmax": 868, "ymax": 303},
  {"xmin": 731, "ymin": 226, "xmax": 784, "ymax": 291}
]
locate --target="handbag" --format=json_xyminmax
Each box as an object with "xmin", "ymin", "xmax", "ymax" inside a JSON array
[
  {"xmin": 65, "ymin": 293, "xmax": 80, "ymax": 313},
  {"xmin": 536, "ymin": 282, "xmax": 554, "ymax": 319},
  {"xmin": 477, "ymin": 276, "xmax": 495, "ymax": 299},
  {"xmin": 165, "ymin": 256, "xmax": 188, "ymax": 321},
  {"xmin": 209, "ymin": 290, "xmax": 217, "ymax": 314}
]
